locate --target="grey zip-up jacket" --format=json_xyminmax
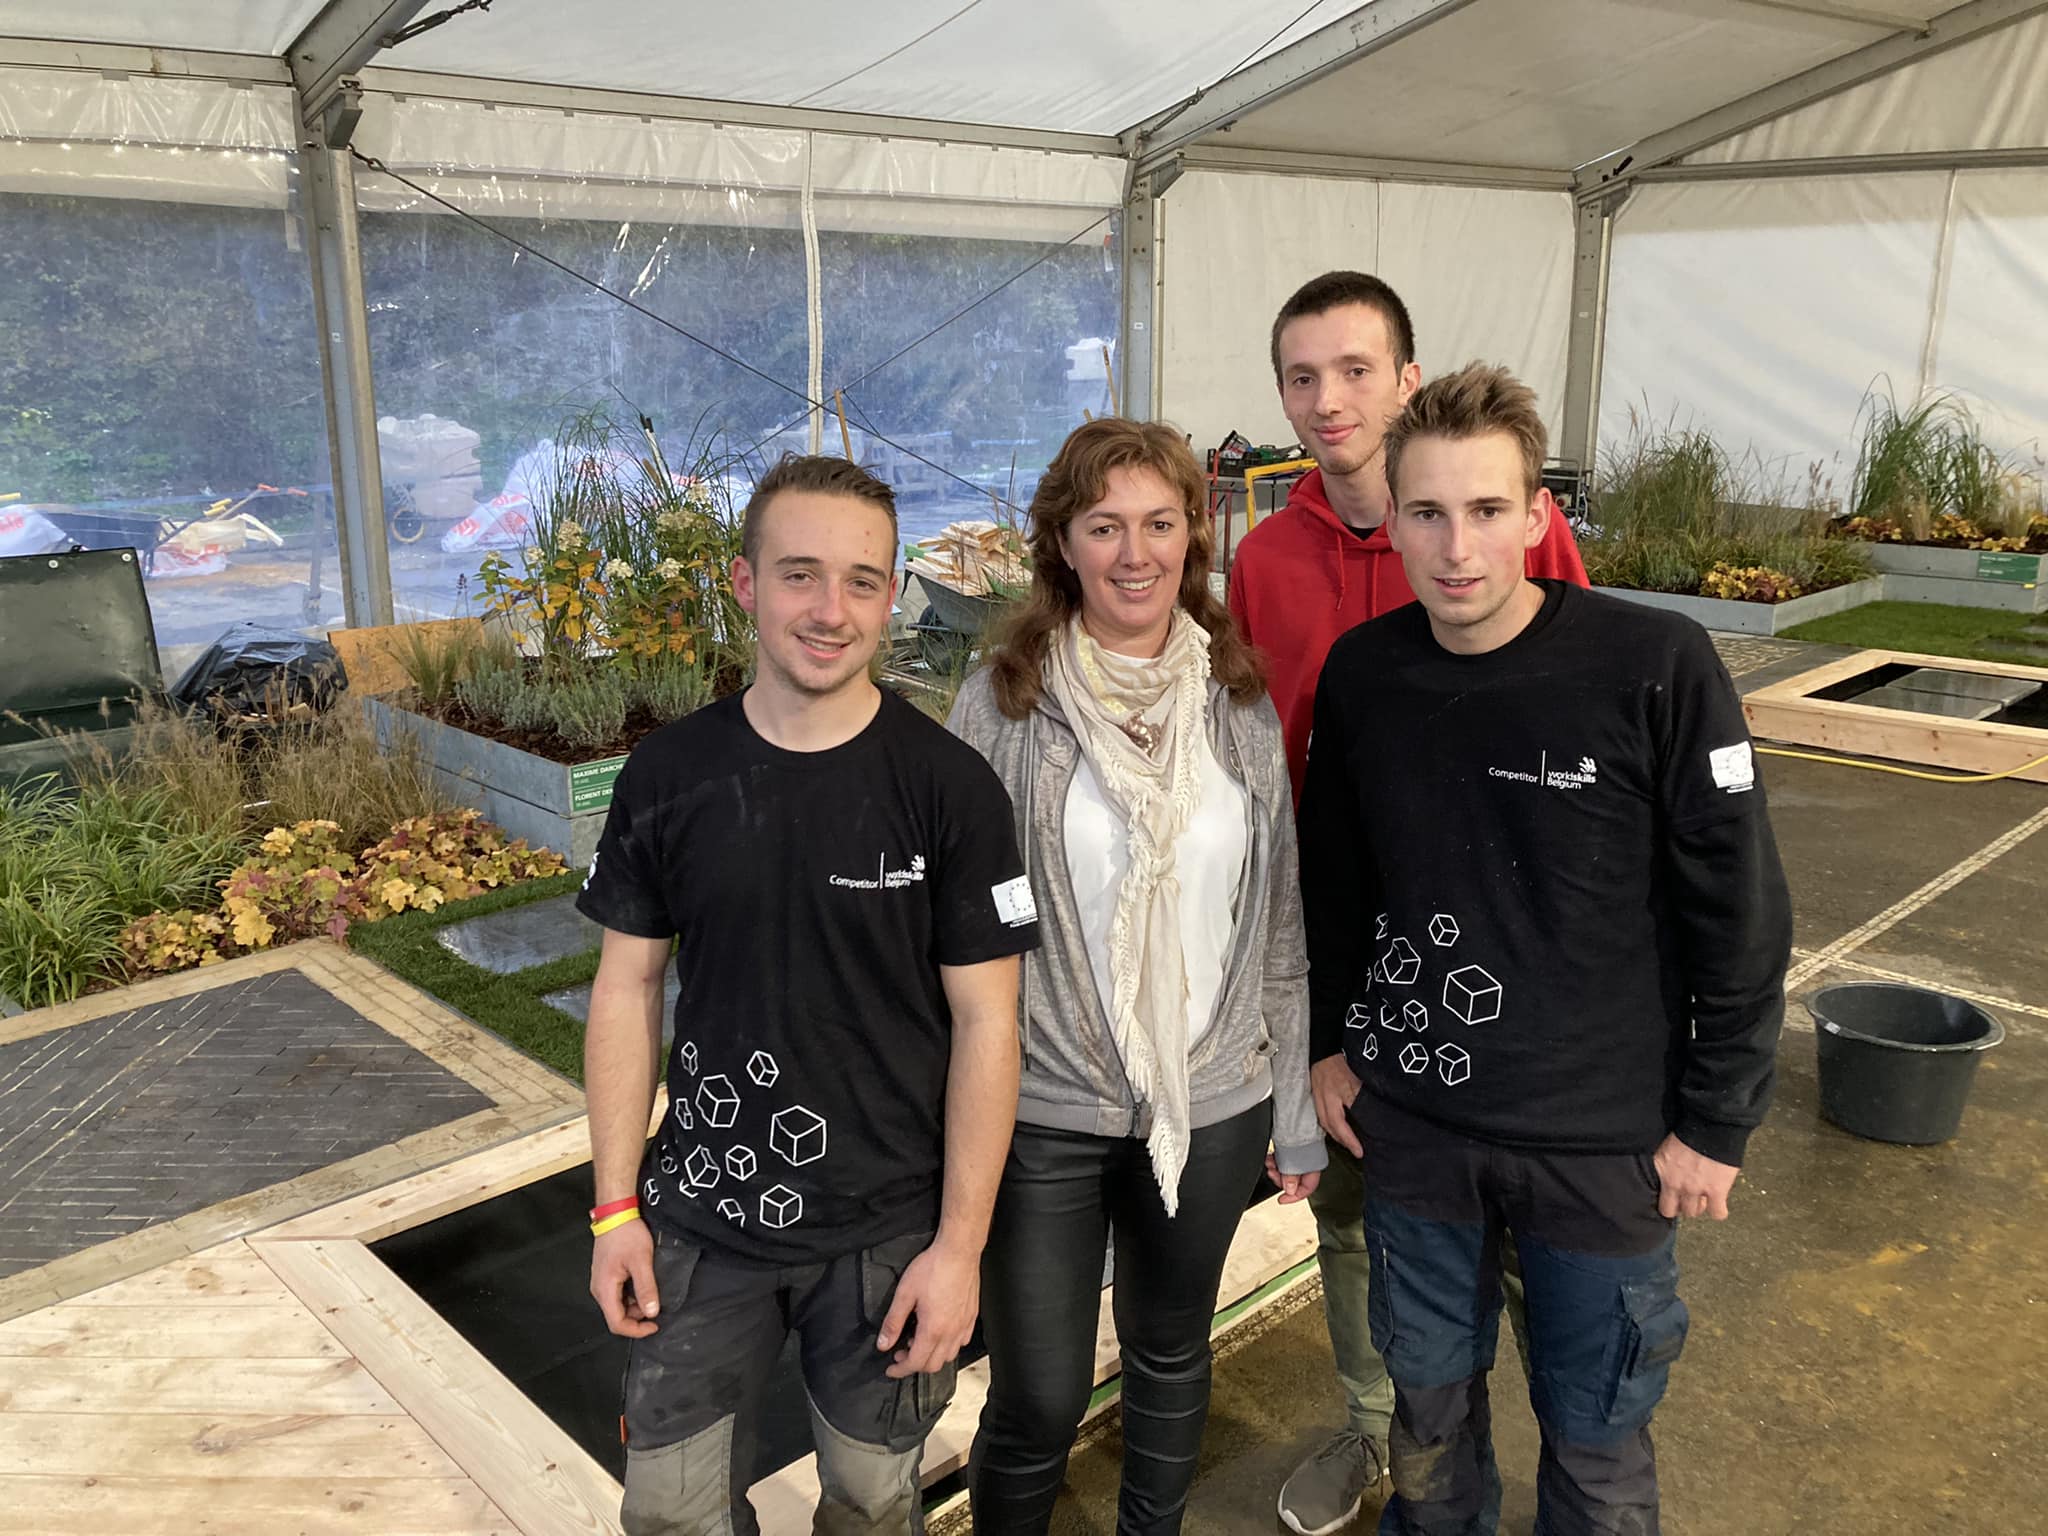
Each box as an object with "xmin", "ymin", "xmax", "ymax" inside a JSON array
[{"xmin": 948, "ymin": 668, "xmax": 1325, "ymax": 1177}]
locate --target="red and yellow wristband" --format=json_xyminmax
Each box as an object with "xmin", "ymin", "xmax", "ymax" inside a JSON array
[{"xmin": 589, "ymin": 1197, "xmax": 642, "ymax": 1237}]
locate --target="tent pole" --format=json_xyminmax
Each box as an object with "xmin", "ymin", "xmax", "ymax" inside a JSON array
[
  {"xmin": 1561, "ymin": 190, "xmax": 1622, "ymax": 476},
  {"xmin": 1116, "ymin": 160, "xmax": 1178, "ymax": 423},
  {"xmin": 297, "ymin": 119, "xmax": 394, "ymax": 627}
]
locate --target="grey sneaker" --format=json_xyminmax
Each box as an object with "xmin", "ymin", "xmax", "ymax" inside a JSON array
[{"xmin": 1277, "ymin": 1431, "xmax": 1386, "ymax": 1536}]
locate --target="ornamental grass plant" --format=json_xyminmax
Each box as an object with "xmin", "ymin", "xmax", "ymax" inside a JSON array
[{"xmin": 1580, "ymin": 411, "xmax": 1870, "ymax": 602}]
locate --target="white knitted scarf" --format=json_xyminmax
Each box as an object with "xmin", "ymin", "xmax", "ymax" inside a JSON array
[{"xmin": 1043, "ymin": 609, "xmax": 1211, "ymax": 1214}]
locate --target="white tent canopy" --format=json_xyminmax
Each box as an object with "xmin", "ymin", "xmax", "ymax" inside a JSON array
[{"xmin": 3, "ymin": 0, "xmax": 2045, "ymax": 623}]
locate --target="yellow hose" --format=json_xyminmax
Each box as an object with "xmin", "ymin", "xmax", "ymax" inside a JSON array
[{"xmin": 1755, "ymin": 744, "xmax": 2048, "ymax": 784}]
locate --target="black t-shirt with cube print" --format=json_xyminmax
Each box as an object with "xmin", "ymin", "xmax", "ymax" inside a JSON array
[{"xmin": 576, "ymin": 688, "xmax": 1038, "ymax": 1265}]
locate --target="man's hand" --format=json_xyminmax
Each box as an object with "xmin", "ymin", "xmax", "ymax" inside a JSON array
[
  {"xmin": 877, "ymin": 1237, "xmax": 979, "ymax": 1379},
  {"xmin": 1311, "ymin": 1054, "xmax": 1363, "ymax": 1157},
  {"xmin": 1653, "ymin": 1134, "xmax": 1740, "ymax": 1221},
  {"xmin": 591, "ymin": 1219, "xmax": 661, "ymax": 1338},
  {"xmin": 1264, "ymin": 1150, "xmax": 1321, "ymax": 1204}
]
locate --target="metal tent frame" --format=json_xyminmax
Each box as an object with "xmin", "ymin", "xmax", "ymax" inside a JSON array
[{"xmin": 4, "ymin": 0, "xmax": 2045, "ymax": 623}]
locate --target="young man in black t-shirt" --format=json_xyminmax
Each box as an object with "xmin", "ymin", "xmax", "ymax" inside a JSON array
[
  {"xmin": 578, "ymin": 454, "xmax": 1038, "ymax": 1536},
  {"xmin": 1297, "ymin": 366, "xmax": 1791, "ymax": 1534}
]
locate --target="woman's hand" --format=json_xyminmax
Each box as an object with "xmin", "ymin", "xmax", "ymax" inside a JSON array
[{"xmin": 1264, "ymin": 1150, "xmax": 1322, "ymax": 1204}]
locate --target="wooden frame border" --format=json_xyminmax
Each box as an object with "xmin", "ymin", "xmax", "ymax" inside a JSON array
[{"xmin": 1743, "ymin": 648, "xmax": 2048, "ymax": 783}]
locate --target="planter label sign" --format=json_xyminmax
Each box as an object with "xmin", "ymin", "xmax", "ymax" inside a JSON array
[
  {"xmin": 569, "ymin": 755, "xmax": 630, "ymax": 813},
  {"xmin": 1976, "ymin": 552, "xmax": 2041, "ymax": 585}
]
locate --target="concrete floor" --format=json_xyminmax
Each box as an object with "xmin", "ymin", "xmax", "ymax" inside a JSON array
[{"xmin": 1032, "ymin": 751, "xmax": 2048, "ymax": 1535}]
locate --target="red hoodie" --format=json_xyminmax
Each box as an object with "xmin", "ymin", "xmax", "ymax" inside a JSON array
[{"xmin": 1227, "ymin": 467, "xmax": 1590, "ymax": 802}]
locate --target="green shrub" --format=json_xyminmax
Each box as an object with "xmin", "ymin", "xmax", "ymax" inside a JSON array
[
  {"xmin": 544, "ymin": 669, "xmax": 629, "ymax": 751},
  {"xmin": 0, "ymin": 883, "xmax": 126, "ymax": 1010},
  {"xmin": 1584, "ymin": 416, "xmax": 1869, "ymax": 600},
  {"xmin": 0, "ymin": 774, "xmax": 241, "ymax": 1009},
  {"xmin": 627, "ymin": 652, "xmax": 715, "ymax": 723}
]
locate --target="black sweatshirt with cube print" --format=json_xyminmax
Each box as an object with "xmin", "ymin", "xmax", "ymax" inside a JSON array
[{"xmin": 1297, "ymin": 581, "xmax": 1793, "ymax": 1167}]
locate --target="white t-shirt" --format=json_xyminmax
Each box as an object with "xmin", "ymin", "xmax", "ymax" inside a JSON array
[{"xmin": 1063, "ymin": 732, "xmax": 1250, "ymax": 1053}]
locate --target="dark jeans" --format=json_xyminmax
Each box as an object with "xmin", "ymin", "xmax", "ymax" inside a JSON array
[
  {"xmin": 620, "ymin": 1225, "xmax": 955, "ymax": 1536},
  {"xmin": 970, "ymin": 1100, "xmax": 1273, "ymax": 1535},
  {"xmin": 1356, "ymin": 1099, "xmax": 1689, "ymax": 1536},
  {"xmin": 1309, "ymin": 1134, "xmax": 1534, "ymax": 1446}
]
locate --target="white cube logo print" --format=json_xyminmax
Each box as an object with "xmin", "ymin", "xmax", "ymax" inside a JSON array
[
  {"xmin": 1378, "ymin": 937, "xmax": 1421, "ymax": 987},
  {"xmin": 771, "ymin": 1106, "xmax": 827, "ymax": 1166},
  {"xmin": 747, "ymin": 1050, "xmax": 780, "ymax": 1088},
  {"xmin": 696, "ymin": 1074, "xmax": 740, "ymax": 1129},
  {"xmin": 1444, "ymin": 965, "xmax": 1503, "ymax": 1026},
  {"xmin": 760, "ymin": 1184, "xmax": 803, "ymax": 1228},
  {"xmin": 678, "ymin": 1040, "xmax": 698, "ymax": 1075},
  {"xmin": 683, "ymin": 1146, "xmax": 719, "ymax": 1191},
  {"xmin": 1346, "ymin": 1002, "xmax": 1371, "ymax": 1031},
  {"xmin": 1402, "ymin": 1000, "xmax": 1429, "ymax": 1033},
  {"xmin": 717, "ymin": 1197, "xmax": 746, "ymax": 1227},
  {"xmin": 1436, "ymin": 1043, "xmax": 1471, "ymax": 1086},
  {"xmin": 1361, "ymin": 1032, "xmax": 1380, "ymax": 1062},
  {"xmin": 1398, "ymin": 1041, "xmax": 1430, "ymax": 1075},
  {"xmin": 725, "ymin": 1146, "xmax": 757, "ymax": 1181}
]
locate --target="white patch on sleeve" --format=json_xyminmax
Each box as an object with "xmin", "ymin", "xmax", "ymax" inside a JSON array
[
  {"xmin": 1708, "ymin": 742, "xmax": 1755, "ymax": 793},
  {"xmin": 992, "ymin": 875, "xmax": 1038, "ymax": 927}
]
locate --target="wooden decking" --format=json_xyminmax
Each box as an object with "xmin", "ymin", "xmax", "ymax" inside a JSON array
[
  {"xmin": 0, "ymin": 1237, "xmax": 520, "ymax": 1535},
  {"xmin": 0, "ymin": 1080, "xmax": 1314, "ymax": 1535},
  {"xmin": 0, "ymin": 939, "xmax": 1317, "ymax": 1533}
]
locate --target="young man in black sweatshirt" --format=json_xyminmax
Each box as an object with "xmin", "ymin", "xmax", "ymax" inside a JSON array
[{"xmin": 1296, "ymin": 364, "xmax": 1791, "ymax": 1535}]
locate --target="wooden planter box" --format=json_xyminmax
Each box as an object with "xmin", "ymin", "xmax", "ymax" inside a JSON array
[
  {"xmin": 1595, "ymin": 577, "xmax": 1885, "ymax": 636},
  {"xmin": 363, "ymin": 698, "xmax": 622, "ymax": 866},
  {"xmin": 1861, "ymin": 544, "xmax": 2048, "ymax": 613}
]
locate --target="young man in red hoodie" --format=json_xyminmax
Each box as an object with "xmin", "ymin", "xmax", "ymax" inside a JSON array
[
  {"xmin": 1230, "ymin": 271, "xmax": 1589, "ymax": 805},
  {"xmin": 1231, "ymin": 272, "xmax": 1587, "ymax": 1536}
]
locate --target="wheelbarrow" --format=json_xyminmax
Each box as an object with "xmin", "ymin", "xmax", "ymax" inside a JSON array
[{"xmin": 907, "ymin": 572, "xmax": 1012, "ymax": 675}]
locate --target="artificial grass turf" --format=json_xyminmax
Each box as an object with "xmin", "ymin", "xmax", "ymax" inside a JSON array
[
  {"xmin": 345, "ymin": 869, "xmax": 597, "ymax": 1083},
  {"xmin": 1782, "ymin": 600, "xmax": 2044, "ymax": 663}
]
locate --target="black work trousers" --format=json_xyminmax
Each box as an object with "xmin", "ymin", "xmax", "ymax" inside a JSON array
[{"xmin": 969, "ymin": 1099, "xmax": 1272, "ymax": 1535}]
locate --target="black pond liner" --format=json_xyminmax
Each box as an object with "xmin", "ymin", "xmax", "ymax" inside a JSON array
[
  {"xmin": 372, "ymin": 1163, "xmax": 854, "ymax": 1485},
  {"xmin": 373, "ymin": 1156, "xmax": 1277, "ymax": 1492},
  {"xmin": 1806, "ymin": 982, "xmax": 2005, "ymax": 1145}
]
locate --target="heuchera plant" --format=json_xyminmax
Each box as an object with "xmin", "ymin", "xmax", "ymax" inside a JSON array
[{"xmin": 120, "ymin": 811, "xmax": 565, "ymax": 975}]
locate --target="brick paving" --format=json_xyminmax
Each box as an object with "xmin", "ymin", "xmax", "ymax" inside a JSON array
[{"xmin": 0, "ymin": 968, "xmax": 492, "ymax": 1280}]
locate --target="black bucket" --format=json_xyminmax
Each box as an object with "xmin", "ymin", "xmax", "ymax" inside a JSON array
[{"xmin": 1807, "ymin": 982, "xmax": 2004, "ymax": 1145}]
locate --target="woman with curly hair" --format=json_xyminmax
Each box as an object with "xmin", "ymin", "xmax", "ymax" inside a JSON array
[{"xmin": 948, "ymin": 417, "xmax": 1322, "ymax": 1533}]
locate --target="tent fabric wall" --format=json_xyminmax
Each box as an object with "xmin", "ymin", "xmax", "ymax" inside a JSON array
[
  {"xmin": 0, "ymin": 63, "xmax": 1125, "ymax": 236},
  {"xmin": 1599, "ymin": 170, "xmax": 2047, "ymax": 490},
  {"xmin": 351, "ymin": 92, "xmax": 1123, "ymax": 241},
  {"xmin": 1157, "ymin": 169, "xmax": 1571, "ymax": 458},
  {"xmin": 1929, "ymin": 170, "xmax": 2048, "ymax": 470},
  {"xmin": 0, "ymin": 66, "xmax": 295, "ymax": 205},
  {"xmin": 1685, "ymin": 13, "xmax": 2048, "ymax": 164}
]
